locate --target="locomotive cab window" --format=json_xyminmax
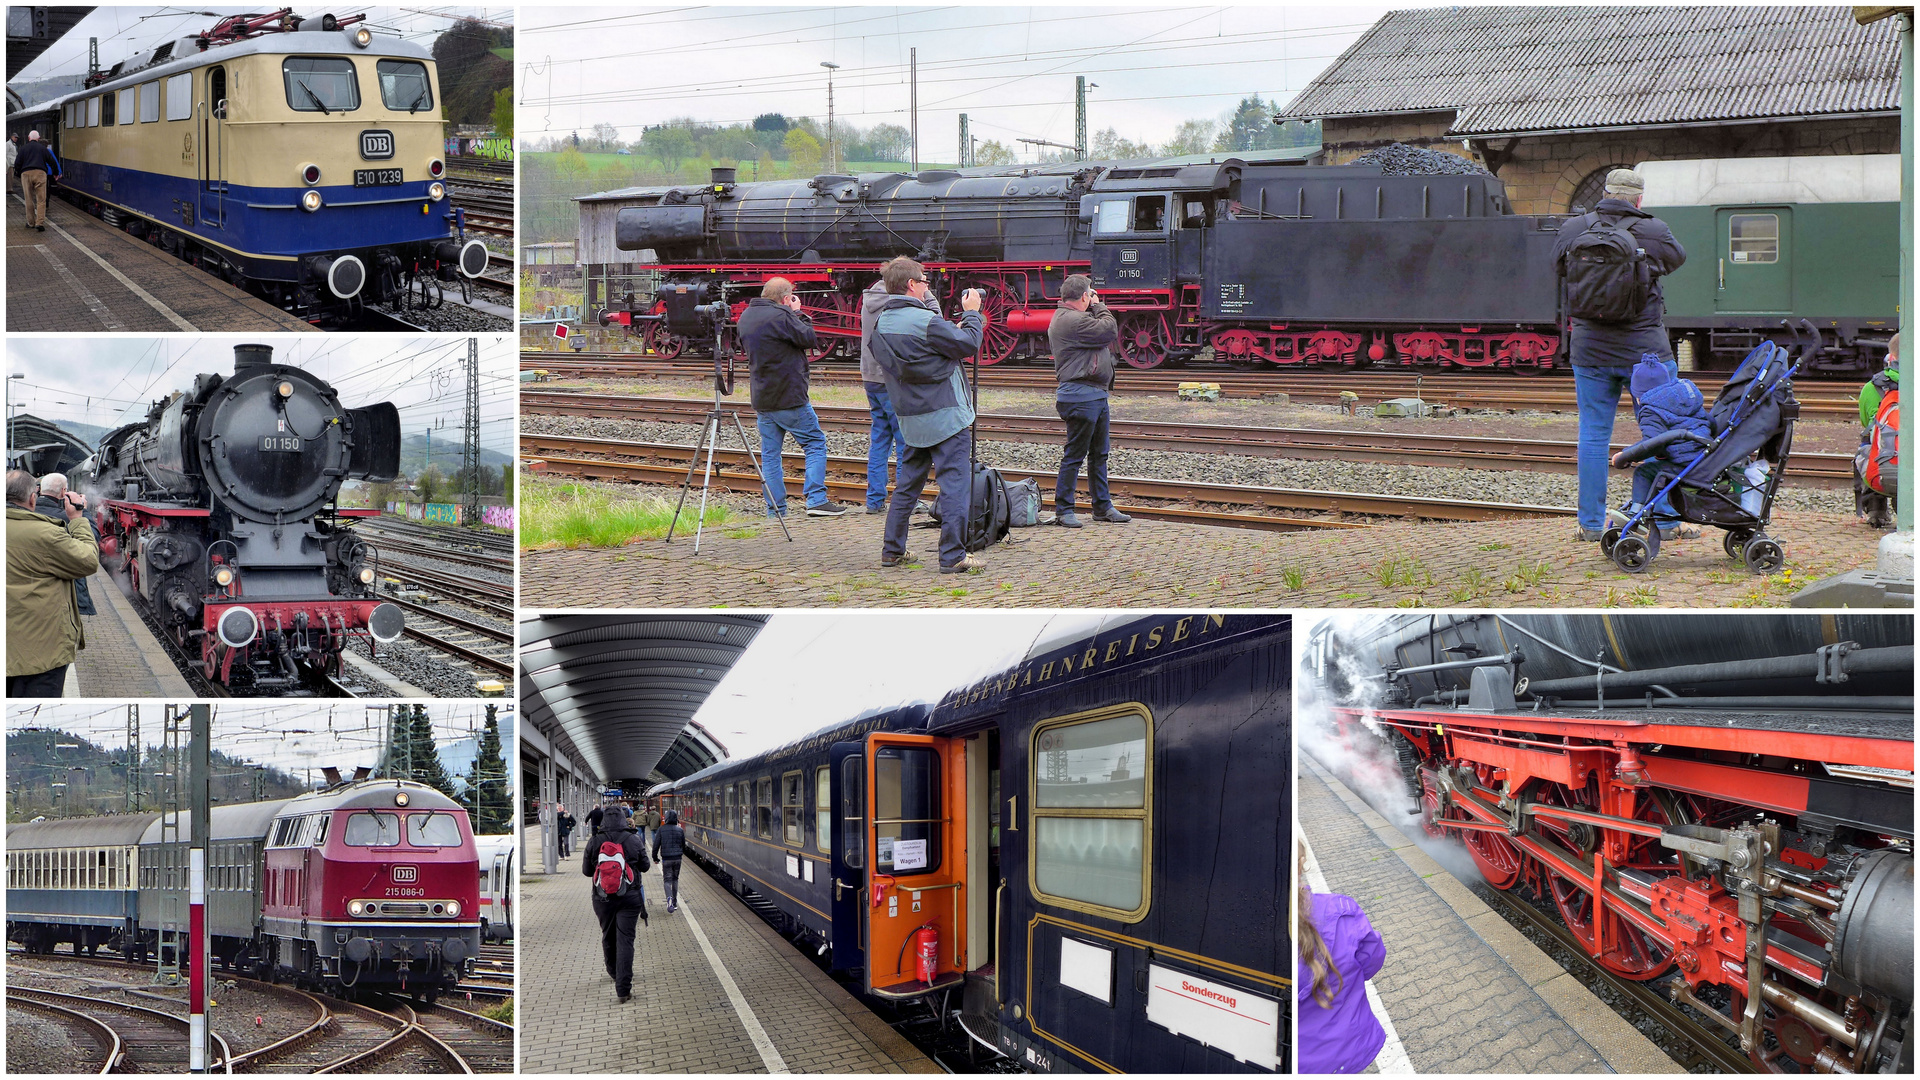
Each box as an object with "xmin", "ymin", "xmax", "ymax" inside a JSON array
[
  {"xmin": 407, "ymin": 811, "xmax": 461, "ymax": 847},
  {"xmin": 782, "ymin": 771, "xmax": 805, "ymax": 846},
  {"xmin": 1180, "ymin": 198, "xmax": 1208, "ymax": 229},
  {"xmin": 376, "ymin": 60, "xmax": 433, "ymax": 113},
  {"xmin": 1729, "ymin": 213, "xmax": 1779, "ymax": 264},
  {"xmin": 1029, "ymin": 704, "xmax": 1153, "ymax": 922},
  {"xmin": 874, "ymin": 745, "xmax": 940, "ymax": 876},
  {"xmin": 283, "ymin": 57, "xmax": 360, "ymax": 112},
  {"xmin": 1094, "ymin": 199, "xmax": 1130, "ymax": 236},
  {"xmin": 1131, "ymin": 195, "xmax": 1167, "ymax": 233},
  {"xmin": 343, "ymin": 811, "xmax": 402, "ymax": 846}
]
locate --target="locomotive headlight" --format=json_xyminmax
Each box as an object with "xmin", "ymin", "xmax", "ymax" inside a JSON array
[
  {"xmin": 301, "ymin": 189, "xmax": 323, "ymax": 213},
  {"xmin": 358, "ymin": 566, "xmax": 376, "ymax": 585},
  {"xmin": 446, "ymin": 901, "xmax": 460, "ymax": 917},
  {"xmin": 276, "ymin": 380, "xmax": 295, "ymax": 399},
  {"xmin": 428, "ymin": 182, "xmax": 446, "ymax": 202},
  {"xmin": 301, "ymin": 164, "xmax": 321, "ymax": 185},
  {"xmin": 395, "ymin": 790, "xmax": 410, "ymax": 806},
  {"xmin": 353, "ymin": 26, "xmax": 372, "ymax": 47},
  {"xmin": 349, "ymin": 900, "xmax": 365, "ymax": 915},
  {"xmin": 213, "ymin": 566, "xmax": 236, "ymax": 587}
]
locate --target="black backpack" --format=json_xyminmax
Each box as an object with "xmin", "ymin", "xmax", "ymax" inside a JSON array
[
  {"xmin": 1562, "ymin": 213, "xmax": 1651, "ymax": 324},
  {"xmin": 963, "ymin": 462, "xmax": 1012, "ymax": 552}
]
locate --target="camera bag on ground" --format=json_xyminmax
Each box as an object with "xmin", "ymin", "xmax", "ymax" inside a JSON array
[
  {"xmin": 1004, "ymin": 477, "xmax": 1042, "ymax": 527},
  {"xmin": 963, "ymin": 463, "xmax": 1013, "ymax": 550},
  {"xmin": 1562, "ymin": 212, "xmax": 1651, "ymax": 324}
]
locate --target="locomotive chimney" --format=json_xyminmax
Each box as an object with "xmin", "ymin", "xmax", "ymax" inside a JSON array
[
  {"xmin": 711, "ymin": 166, "xmax": 736, "ymax": 187},
  {"xmin": 233, "ymin": 343, "xmax": 274, "ymax": 371}
]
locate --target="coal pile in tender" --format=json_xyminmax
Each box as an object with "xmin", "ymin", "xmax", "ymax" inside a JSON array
[{"xmin": 1351, "ymin": 142, "xmax": 1491, "ymax": 177}]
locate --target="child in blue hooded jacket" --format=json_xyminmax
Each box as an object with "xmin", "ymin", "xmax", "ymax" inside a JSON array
[{"xmin": 1611, "ymin": 353, "xmax": 1711, "ymax": 534}]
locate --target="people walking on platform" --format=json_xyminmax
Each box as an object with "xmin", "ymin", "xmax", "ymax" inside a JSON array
[
  {"xmin": 7, "ymin": 469, "xmax": 98, "ymax": 698},
  {"xmin": 557, "ymin": 805, "xmax": 575, "ymax": 858},
  {"xmin": 652, "ymin": 809, "xmax": 686, "ymax": 913},
  {"xmin": 586, "ymin": 803, "xmax": 604, "ymax": 834},
  {"xmin": 15, "ymin": 131, "xmax": 60, "ymax": 232},
  {"xmin": 1298, "ymin": 843, "xmax": 1387, "ymax": 1074},
  {"xmin": 583, "ymin": 804, "xmax": 650, "ymax": 1002},
  {"xmin": 646, "ymin": 803, "xmax": 664, "ymax": 848}
]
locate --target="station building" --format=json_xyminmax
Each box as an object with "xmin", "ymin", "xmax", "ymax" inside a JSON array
[{"xmin": 1278, "ymin": 6, "xmax": 1903, "ymax": 214}]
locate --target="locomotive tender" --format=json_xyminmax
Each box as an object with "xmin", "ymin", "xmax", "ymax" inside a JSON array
[
  {"xmin": 6, "ymin": 779, "xmax": 481, "ymax": 999},
  {"xmin": 649, "ymin": 613, "xmax": 1287, "ymax": 1073},
  {"xmin": 79, "ymin": 343, "xmax": 405, "ymax": 692},
  {"xmin": 1309, "ymin": 614, "xmax": 1914, "ymax": 1073},
  {"xmin": 6, "ymin": 9, "xmax": 490, "ymax": 322},
  {"xmin": 594, "ymin": 152, "xmax": 1894, "ymax": 373}
]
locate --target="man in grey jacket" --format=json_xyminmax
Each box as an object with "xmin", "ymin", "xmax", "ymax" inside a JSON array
[
  {"xmin": 1046, "ymin": 275, "xmax": 1130, "ymax": 527},
  {"xmin": 859, "ymin": 271, "xmax": 909, "ymax": 513}
]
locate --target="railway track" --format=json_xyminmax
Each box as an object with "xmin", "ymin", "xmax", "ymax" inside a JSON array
[
  {"xmin": 519, "ymin": 353, "xmax": 1864, "ymax": 419},
  {"xmin": 524, "ymin": 390, "xmax": 1853, "ymax": 487},
  {"xmin": 7, "ymin": 991, "xmax": 124, "ymax": 1072},
  {"xmin": 521, "ymin": 431, "xmax": 1574, "ymax": 527},
  {"xmin": 8, "ymin": 986, "xmax": 233, "ymax": 1073}
]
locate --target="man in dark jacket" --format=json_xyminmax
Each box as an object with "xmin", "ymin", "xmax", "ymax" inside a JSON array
[
  {"xmin": 33, "ymin": 474, "xmax": 94, "ymax": 618},
  {"xmin": 859, "ymin": 272, "xmax": 911, "ymax": 513},
  {"xmin": 1047, "ymin": 275, "xmax": 1131, "ymax": 528},
  {"xmin": 651, "ymin": 809, "xmax": 687, "ymax": 913},
  {"xmin": 556, "ymin": 806, "xmax": 575, "ymax": 858},
  {"xmin": 586, "ymin": 803, "xmax": 604, "ymax": 834},
  {"xmin": 15, "ymin": 131, "xmax": 60, "ymax": 232},
  {"xmin": 737, "ymin": 278, "xmax": 854, "ymax": 517},
  {"xmin": 868, "ymin": 256, "xmax": 986, "ymax": 573},
  {"xmin": 1553, "ymin": 168, "xmax": 1687, "ymax": 542},
  {"xmin": 581, "ymin": 805, "xmax": 649, "ymax": 1002}
]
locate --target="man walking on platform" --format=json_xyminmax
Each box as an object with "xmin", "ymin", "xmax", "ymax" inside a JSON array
[
  {"xmin": 15, "ymin": 132, "xmax": 59, "ymax": 232},
  {"xmin": 652, "ymin": 809, "xmax": 686, "ymax": 914}
]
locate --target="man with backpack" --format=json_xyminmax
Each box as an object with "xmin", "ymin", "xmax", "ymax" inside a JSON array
[
  {"xmin": 1048, "ymin": 275, "xmax": 1130, "ymax": 528},
  {"xmin": 651, "ymin": 809, "xmax": 687, "ymax": 914},
  {"xmin": 1553, "ymin": 168, "xmax": 1687, "ymax": 543},
  {"xmin": 581, "ymin": 805, "xmax": 650, "ymax": 1003},
  {"xmin": 1856, "ymin": 332, "xmax": 1899, "ymax": 529},
  {"xmin": 869, "ymin": 256, "xmax": 987, "ymax": 574}
]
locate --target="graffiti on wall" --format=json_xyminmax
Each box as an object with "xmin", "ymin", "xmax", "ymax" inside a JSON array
[
  {"xmin": 446, "ymin": 134, "xmax": 514, "ymax": 161},
  {"xmin": 481, "ymin": 505, "xmax": 517, "ymax": 529}
]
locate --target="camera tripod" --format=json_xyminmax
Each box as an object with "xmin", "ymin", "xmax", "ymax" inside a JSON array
[{"xmin": 664, "ymin": 318, "xmax": 793, "ymax": 552}]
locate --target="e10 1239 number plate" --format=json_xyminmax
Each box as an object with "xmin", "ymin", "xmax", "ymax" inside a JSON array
[{"xmin": 354, "ymin": 168, "xmax": 403, "ymax": 187}]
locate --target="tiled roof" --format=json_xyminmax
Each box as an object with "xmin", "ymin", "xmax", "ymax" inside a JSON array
[{"xmin": 1279, "ymin": 6, "xmax": 1901, "ymax": 135}]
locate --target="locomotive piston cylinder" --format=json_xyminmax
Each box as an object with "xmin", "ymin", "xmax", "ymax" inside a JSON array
[{"xmin": 1831, "ymin": 849, "xmax": 1914, "ymax": 1003}]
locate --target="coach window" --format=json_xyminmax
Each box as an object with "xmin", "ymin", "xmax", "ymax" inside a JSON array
[
  {"xmin": 407, "ymin": 811, "xmax": 462, "ymax": 847},
  {"xmin": 840, "ymin": 756, "xmax": 865, "ymax": 868},
  {"xmin": 283, "ymin": 57, "xmax": 360, "ymax": 112},
  {"xmin": 1029, "ymin": 704, "xmax": 1152, "ymax": 921},
  {"xmin": 815, "ymin": 767, "xmax": 832, "ymax": 854},
  {"xmin": 139, "ymin": 80, "xmax": 159, "ymax": 123},
  {"xmin": 101, "ymin": 90, "xmax": 115, "ymax": 126},
  {"xmin": 756, "ymin": 777, "xmax": 774, "ymax": 839},
  {"xmin": 1730, "ymin": 213, "xmax": 1779, "ymax": 265},
  {"xmin": 165, "ymin": 73, "xmax": 192, "ymax": 121},
  {"xmin": 376, "ymin": 59, "xmax": 432, "ymax": 112},
  {"xmin": 87, "ymin": 96, "xmax": 99, "ymax": 127},
  {"xmin": 117, "ymin": 88, "xmax": 133, "ymax": 125},
  {"xmin": 344, "ymin": 811, "xmax": 402, "ymax": 846},
  {"xmin": 874, "ymin": 745, "xmax": 940, "ymax": 877},
  {"xmin": 782, "ymin": 771, "xmax": 805, "ymax": 846}
]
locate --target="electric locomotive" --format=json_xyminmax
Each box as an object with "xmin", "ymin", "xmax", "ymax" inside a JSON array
[
  {"xmin": 6, "ymin": 9, "xmax": 490, "ymax": 323},
  {"xmin": 651, "ymin": 612, "xmax": 1288, "ymax": 1072},
  {"xmin": 78, "ymin": 343, "xmax": 405, "ymax": 693},
  {"xmin": 1308, "ymin": 614, "xmax": 1914, "ymax": 1074}
]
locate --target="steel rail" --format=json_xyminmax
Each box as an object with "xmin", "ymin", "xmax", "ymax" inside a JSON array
[
  {"xmin": 520, "ymin": 432, "xmax": 1575, "ymax": 524},
  {"xmin": 387, "ymin": 596, "xmax": 514, "ymax": 643},
  {"xmin": 7, "ymin": 990, "xmax": 125, "ymax": 1073},
  {"xmin": 404, "ymin": 624, "xmax": 514, "ymax": 676},
  {"xmin": 8, "ymin": 986, "xmax": 234, "ymax": 1073},
  {"xmin": 312, "ymin": 996, "xmax": 419, "ymax": 1074},
  {"xmin": 216, "ymin": 981, "xmax": 332, "ymax": 1072}
]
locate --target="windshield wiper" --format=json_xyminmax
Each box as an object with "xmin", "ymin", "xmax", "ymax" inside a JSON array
[
  {"xmin": 407, "ymin": 88, "xmax": 428, "ymax": 114},
  {"xmin": 298, "ymin": 80, "xmax": 329, "ymax": 115}
]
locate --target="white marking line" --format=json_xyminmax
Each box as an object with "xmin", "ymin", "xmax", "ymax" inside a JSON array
[
  {"xmin": 13, "ymin": 191, "xmax": 198, "ymax": 330},
  {"xmin": 35, "ymin": 243, "xmax": 123, "ymax": 329},
  {"xmin": 679, "ymin": 897, "xmax": 791, "ymax": 1074},
  {"xmin": 1301, "ymin": 831, "xmax": 1415, "ymax": 1075}
]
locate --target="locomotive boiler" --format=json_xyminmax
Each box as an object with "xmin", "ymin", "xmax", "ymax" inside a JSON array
[
  {"xmin": 81, "ymin": 343, "xmax": 405, "ymax": 692},
  {"xmin": 1308, "ymin": 614, "xmax": 1914, "ymax": 1073}
]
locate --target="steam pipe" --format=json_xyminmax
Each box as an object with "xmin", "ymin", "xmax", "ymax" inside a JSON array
[
  {"xmin": 1531, "ymin": 696, "xmax": 1912, "ymax": 713},
  {"xmin": 1379, "ymin": 649, "xmax": 1525, "ymax": 680},
  {"xmin": 1519, "ymin": 646, "xmax": 1911, "ymax": 696},
  {"xmin": 1494, "ymin": 614, "xmax": 1678, "ymax": 698}
]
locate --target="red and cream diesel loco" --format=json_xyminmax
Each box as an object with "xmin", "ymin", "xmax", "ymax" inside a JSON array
[{"xmin": 1309, "ymin": 614, "xmax": 1913, "ymax": 1074}]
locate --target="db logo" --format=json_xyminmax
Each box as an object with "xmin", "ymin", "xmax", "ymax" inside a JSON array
[
  {"xmin": 360, "ymin": 129, "xmax": 395, "ymax": 160},
  {"xmin": 391, "ymin": 866, "xmax": 417, "ymax": 883},
  {"xmin": 1120, "ymin": 249, "xmax": 1139, "ymax": 264}
]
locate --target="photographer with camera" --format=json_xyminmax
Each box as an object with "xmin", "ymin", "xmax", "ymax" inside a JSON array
[
  {"xmin": 868, "ymin": 257, "xmax": 987, "ymax": 573},
  {"xmin": 737, "ymin": 278, "xmax": 855, "ymax": 517},
  {"xmin": 7, "ymin": 469, "xmax": 98, "ymax": 698},
  {"xmin": 1048, "ymin": 275, "xmax": 1130, "ymax": 528}
]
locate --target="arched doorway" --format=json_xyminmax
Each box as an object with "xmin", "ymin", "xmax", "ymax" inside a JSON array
[{"xmin": 1569, "ymin": 163, "xmax": 1633, "ymax": 213}]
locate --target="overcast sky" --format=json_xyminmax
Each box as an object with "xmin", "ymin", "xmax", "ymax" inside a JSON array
[
  {"xmin": 11, "ymin": 6, "xmax": 513, "ymax": 87},
  {"xmin": 520, "ymin": 4, "xmax": 1389, "ymax": 156},
  {"xmin": 6, "ymin": 335, "xmax": 518, "ymax": 451},
  {"xmin": 688, "ymin": 611, "xmax": 1112, "ymax": 760},
  {"xmin": 6, "ymin": 702, "xmax": 514, "ymax": 778}
]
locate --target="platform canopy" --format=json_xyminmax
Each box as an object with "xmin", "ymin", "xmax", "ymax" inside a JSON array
[{"xmin": 519, "ymin": 614, "xmax": 766, "ymax": 786}]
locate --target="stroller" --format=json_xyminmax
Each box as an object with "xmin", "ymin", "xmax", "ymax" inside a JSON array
[{"xmin": 1602, "ymin": 322, "xmax": 1813, "ymax": 575}]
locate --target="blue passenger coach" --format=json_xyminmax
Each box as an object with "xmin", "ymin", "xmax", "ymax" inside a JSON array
[{"xmin": 652, "ymin": 612, "xmax": 1288, "ymax": 1073}]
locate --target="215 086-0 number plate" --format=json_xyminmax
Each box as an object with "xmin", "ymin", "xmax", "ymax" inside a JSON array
[
  {"xmin": 259, "ymin": 436, "xmax": 303, "ymax": 452},
  {"xmin": 354, "ymin": 168, "xmax": 403, "ymax": 187}
]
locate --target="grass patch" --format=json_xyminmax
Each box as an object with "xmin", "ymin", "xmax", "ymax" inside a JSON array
[
  {"xmin": 1281, "ymin": 567, "xmax": 1306, "ymax": 591},
  {"xmin": 481, "ymin": 997, "xmax": 514, "ymax": 1024},
  {"xmin": 521, "ymin": 479, "xmax": 730, "ymax": 549}
]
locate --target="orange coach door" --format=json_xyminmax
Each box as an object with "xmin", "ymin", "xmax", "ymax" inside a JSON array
[{"xmin": 864, "ymin": 732, "xmax": 968, "ymax": 999}]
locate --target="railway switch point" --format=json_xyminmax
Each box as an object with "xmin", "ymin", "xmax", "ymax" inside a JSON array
[
  {"xmin": 1300, "ymin": 754, "xmax": 1681, "ymax": 1075},
  {"xmin": 518, "ymin": 823, "xmax": 940, "ymax": 1074}
]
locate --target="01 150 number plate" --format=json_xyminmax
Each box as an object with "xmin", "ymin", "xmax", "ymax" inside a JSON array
[
  {"xmin": 259, "ymin": 436, "xmax": 303, "ymax": 452},
  {"xmin": 355, "ymin": 168, "xmax": 403, "ymax": 187}
]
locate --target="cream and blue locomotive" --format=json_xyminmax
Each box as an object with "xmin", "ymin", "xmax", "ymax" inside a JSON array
[{"xmin": 6, "ymin": 10, "xmax": 489, "ymax": 322}]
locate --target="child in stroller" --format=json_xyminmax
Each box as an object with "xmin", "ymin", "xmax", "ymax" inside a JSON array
[{"xmin": 1603, "ymin": 324, "xmax": 1811, "ymax": 574}]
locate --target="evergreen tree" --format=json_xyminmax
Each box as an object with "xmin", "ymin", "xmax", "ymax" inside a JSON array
[
  {"xmin": 468, "ymin": 707, "xmax": 511, "ymax": 834},
  {"xmin": 403, "ymin": 705, "xmax": 458, "ymax": 798}
]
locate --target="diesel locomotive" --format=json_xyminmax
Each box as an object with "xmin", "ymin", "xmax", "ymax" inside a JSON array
[
  {"xmin": 1307, "ymin": 614, "xmax": 1914, "ymax": 1074},
  {"xmin": 594, "ymin": 153, "xmax": 1894, "ymax": 374},
  {"xmin": 78, "ymin": 343, "xmax": 405, "ymax": 693},
  {"xmin": 6, "ymin": 779, "xmax": 481, "ymax": 1000},
  {"xmin": 649, "ymin": 612, "xmax": 1287, "ymax": 1073},
  {"xmin": 6, "ymin": 9, "xmax": 490, "ymax": 323}
]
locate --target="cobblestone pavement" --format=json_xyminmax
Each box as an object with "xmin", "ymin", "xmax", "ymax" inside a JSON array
[
  {"xmin": 73, "ymin": 569, "xmax": 195, "ymax": 697},
  {"xmin": 1300, "ymin": 762, "xmax": 1616, "ymax": 1074},
  {"xmin": 522, "ymin": 482, "xmax": 1880, "ymax": 608},
  {"xmin": 519, "ymin": 838, "xmax": 936, "ymax": 1074}
]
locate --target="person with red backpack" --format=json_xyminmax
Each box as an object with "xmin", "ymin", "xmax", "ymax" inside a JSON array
[
  {"xmin": 1553, "ymin": 168, "xmax": 1688, "ymax": 544},
  {"xmin": 581, "ymin": 804, "xmax": 650, "ymax": 1002},
  {"xmin": 1855, "ymin": 332, "xmax": 1899, "ymax": 529}
]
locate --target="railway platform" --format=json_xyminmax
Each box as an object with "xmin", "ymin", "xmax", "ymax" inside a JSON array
[
  {"xmin": 519, "ymin": 477, "xmax": 1883, "ymax": 608},
  {"xmin": 518, "ymin": 823, "xmax": 940, "ymax": 1074},
  {"xmin": 1299, "ymin": 754, "xmax": 1680, "ymax": 1075},
  {"xmin": 69, "ymin": 569, "xmax": 194, "ymax": 698},
  {"xmin": 7, "ymin": 191, "xmax": 317, "ymax": 333}
]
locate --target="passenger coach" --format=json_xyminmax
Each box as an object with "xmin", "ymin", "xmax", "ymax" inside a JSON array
[{"xmin": 652, "ymin": 612, "xmax": 1288, "ymax": 1073}]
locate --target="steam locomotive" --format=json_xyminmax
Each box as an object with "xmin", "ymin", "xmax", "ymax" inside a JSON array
[
  {"xmin": 595, "ymin": 154, "xmax": 1895, "ymax": 373},
  {"xmin": 1307, "ymin": 614, "xmax": 1914, "ymax": 1074},
  {"xmin": 79, "ymin": 343, "xmax": 405, "ymax": 693}
]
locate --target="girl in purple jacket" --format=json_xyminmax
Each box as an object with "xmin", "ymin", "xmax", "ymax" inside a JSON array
[{"xmin": 1297, "ymin": 845, "xmax": 1388, "ymax": 1073}]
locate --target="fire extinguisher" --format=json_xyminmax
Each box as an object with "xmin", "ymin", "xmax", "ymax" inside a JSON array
[{"xmin": 897, "ymin": 922, "xmax": 939, "ymax": 985}]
